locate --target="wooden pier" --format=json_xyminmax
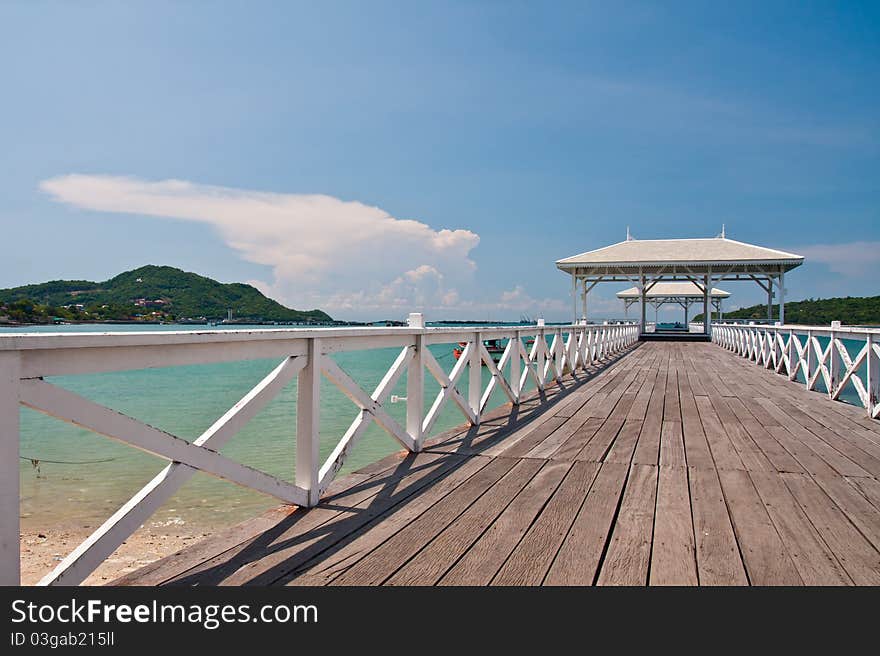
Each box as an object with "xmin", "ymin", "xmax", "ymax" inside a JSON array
[{"xmin": 118, "ymin": 341, "xmax": 880, "ymax": 586}]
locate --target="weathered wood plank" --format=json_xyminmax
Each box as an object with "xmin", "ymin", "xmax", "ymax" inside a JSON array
[
  {"xmin": 780, "ymin": 472, "xmax": 880, "ymax": 585},
  {"xmin": 284, "ymin": 454, "xmax": 498, "ymax": 586},
  {"xmin": 755, "ymin": 398, "xmax": 871, "ymax": 478},
  {"xmin": 678, "ymin": 372, "xmax": 715, "ymax": 470},
  {"xmin": 330, "ymin": 457, "xmax": 519, "ymax": 585},
  {"xmin": 723, "ymin": 398, "xmax": 805, "ymax": 473},
  {"xmin": 847, "ymin": 476, "xmax": 880, "ymax": 512},
  {"xmin": 631, "ymin": 355, "xmax": 667, "ymax": 466},
  {"xmin": 708, "ymin": 395, "xmax": 774, "ymax": 472},
  {"xmin": 603, "ymin": 420, "xmax": 643, "ymax": 465},
  {"xmin": 118, "ymin": 452, "xmax": 436, "ymax": 585},
  {"xmin": 208, "ymin": 452, "xmax": 482, "ymax": 585},
  {"xmin": 551, "ymin": 416, "xmax": 605, "ymax": 462},
  {"xmin": 649, "ymin": 465, "xmax": 697, "ymax": 586},
  {"xmin": 750, "ymin": 471, "xmax": 852, "ymax": 585},
  {"xmin": 544, "ymin": 462, "xmax": 629, "ymax": 585},
  {"xmin": 385, "ymin": 458, "xmax": 544, "ymax": 585},
  {"xmin": 689, "ymin": 466, "xmax": 748, "ymax": 585},
  {"xmin": 659, "ymin": 420, "xmax": 686, "ymax": 468},
  {"xmin": 439, "ymin": 460, "xmax": 571, "ymax": 586},
  {"xmin": 694, "ymin": 395, "xmax": 745, "ymax": 471},
  {"xmin": 808, "ymin": 474, "xmax": 880, "ymax": 551},
  {"xmin": 717, "ymin": 469, "xmax": 802, "ymax": 585},
  {"xmin": 492, "ymin": 461, "xmax": 600, "ymax": 585},
  {"xmin": 597, "ymin": 464, "xmax": 658, "ymax": 586}
]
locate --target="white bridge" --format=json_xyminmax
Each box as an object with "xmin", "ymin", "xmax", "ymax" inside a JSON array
[{"xmin": 0, "ymin": 317, "xmax": 639, "ymax": 585}]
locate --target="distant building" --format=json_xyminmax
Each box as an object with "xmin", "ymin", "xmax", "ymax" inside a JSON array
[{"xmin": 133, "ymin": 298, "xmax": 167, "ymax": 308}]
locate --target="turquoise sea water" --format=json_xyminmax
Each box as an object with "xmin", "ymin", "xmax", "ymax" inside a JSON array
[{"xmin": 5, "ymin": 324, "xmax": 530, "ymax": 534}]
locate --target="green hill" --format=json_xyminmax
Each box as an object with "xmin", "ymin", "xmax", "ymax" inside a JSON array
[
  {"xmin": 694, "ymin": 295, "xmax": 880, "ymax": 325},
  {"xmin": 0, "ymin": 265, "xmax": 332, "ymax": 323}
]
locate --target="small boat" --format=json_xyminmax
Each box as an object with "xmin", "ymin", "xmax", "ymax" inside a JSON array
[{"xmin": 453, "ymin": 338, "xmax": 506, "ymax": 364}]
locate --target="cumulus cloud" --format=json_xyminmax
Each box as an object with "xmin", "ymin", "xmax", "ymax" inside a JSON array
[
  {"xmin": 40, "ymin": 174, "xmax": 481, "ymax": 314},
  {"xmin": 796, "ymin": 241, "xmax": 880, "ymax": 277},
  {"xmin": 39, "ymin": 173, "xmax": 583, "ymax": 319}
]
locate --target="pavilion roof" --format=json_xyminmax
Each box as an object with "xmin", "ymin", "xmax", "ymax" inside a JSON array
[{"xmin": 557, "ymin": 237, "xmax": 803, "ymax": 277}]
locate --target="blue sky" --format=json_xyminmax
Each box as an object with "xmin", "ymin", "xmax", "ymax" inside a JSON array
[{"xmin": 1, "ymin": 1, "xmax": 878, "ymax": 320}]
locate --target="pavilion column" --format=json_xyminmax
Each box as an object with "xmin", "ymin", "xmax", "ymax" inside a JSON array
[
  {"xmin": 779, "ymin": 271, "xmax": 785, "ymax": 325},
  {"xmin": 581, "ymin": 280, "xmax": 588, "ymax": 323},
  {"xmin": 571, "ymin": 275, "xmax": 577, "ymax": 324},
  {"xmin": 684, "ymin": 300, "xmax": 689, "ymax": 326},
  {"xmin": 703, "ymin": 275, "xmax": 711, "ymax": 336},
  {"xmin": 639, "ymin": 273, "xmax": 647, "ymax": 334},
  {"xmin": 767, "ymin": 278, "xmax": 773, "ymax": 322}
]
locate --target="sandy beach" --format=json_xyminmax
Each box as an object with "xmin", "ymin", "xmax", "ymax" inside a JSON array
[{"xmin": 20, "ymin": 523, "xmax": 213, "ymax": 586}]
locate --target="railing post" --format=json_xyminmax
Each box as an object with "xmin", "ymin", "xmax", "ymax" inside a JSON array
[
  {"xmin": 406, "ymin": 313, "xmax": 425, "ymax": 450},
  {"xmin": 868, "ymin": 333, "xmax": 879, "ymax": 417},
  {"xmin": 296, "ymin": 338, "xmax": 321, "ymax": 507},
  {"xmin": 0, "ymin": 351, "xmax": 20, "ymax": 585},
  {"xmin": 510, "ymin": 331, "xmax": 521, "ymax": 403},
  {"xmin": 469, "ymin": 331, "xmax": 481, "ymax": 423},
  {"xmin": 770, "ymin": 326, "xmax": 779, "ymax": 370},
  {"xmin": 577, "ymin": 326, "xmax": 585, "ymax": 365},
  {"xmin": 805, "ymin": 330, "xmax": 815, "ymax": 390},
  {"xmin": 829, "ymin": 322, "xmax": 841, "ymax": 398},
  {"xmin": 536, "ymin": 321, "xmax": 546, "ymax": 389},
  {"xmin": 553, "ymin": 328, "xmax": 563, "ymax": 380}
]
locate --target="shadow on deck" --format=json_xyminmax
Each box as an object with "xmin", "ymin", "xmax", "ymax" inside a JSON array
[{"xmin": 115, "ymin": 341, "xmax": 880, "ymax": 586}]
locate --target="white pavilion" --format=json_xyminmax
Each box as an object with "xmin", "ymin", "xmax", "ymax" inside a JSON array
[{"xmin": 556, "ymin": 230, "xmax": 804, "ymax": 338}]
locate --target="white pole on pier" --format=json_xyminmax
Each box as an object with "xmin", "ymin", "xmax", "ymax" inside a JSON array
[
  {"xmin": 406, "ymin": 313, "xmax": 425, "ymax": 450},
  {"xmin": 767, "ymin": 277, "xmax": 773, "ymax": 322},
  {"xmin": 639, "ymin": 271, "xmax": 646, "ymax": 335},
  {"xmin": 469, "ymin": 331, "xmax": 481, "ymax": 424},
  {"xmin": 779, "ymin": 271, "xmax": 785, "ymax": 325},
  {"xmin": 296, "ymin": 338, "xmax": 321, "ymax": 506},
  {"xmin": 581, "ymin": 279, "xmax": 588, "ymax": 323},
  {"xmin": 0, "ymin": 352, "xmax": 20, "ymax": 584},
  {"xmin": 703, "ymin": 275, "xmax": 710, "ymax": 336}
]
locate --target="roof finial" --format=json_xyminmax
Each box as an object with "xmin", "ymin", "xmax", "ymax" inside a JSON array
[
  {"xmin": 626, "ymin": 226, "xmax": 633, "ymax": 241},
  {"xmin": 720, "ymin": 223, "xmax": 726, "ymax": 239}
]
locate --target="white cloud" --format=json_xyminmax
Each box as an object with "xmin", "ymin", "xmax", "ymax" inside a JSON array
[
  {"xmin": 796, "ymin": 241, "xmax": 880, "ymax": 277},
  {"xmin": 40, "ymin": 174, "xmax": 482, "ymax": 315},
  {"xmin": 40, "ymin": 173, "xmax": 585, "ymax": 319}
]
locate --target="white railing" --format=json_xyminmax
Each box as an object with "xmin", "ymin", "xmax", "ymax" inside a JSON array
[
  {"xmin": 0, "ymin": 317, "xmax": 639, "ymax": 585},
  {"xmin": 712, "ymin": 322, "xmax": 880, "ymax": 420}
]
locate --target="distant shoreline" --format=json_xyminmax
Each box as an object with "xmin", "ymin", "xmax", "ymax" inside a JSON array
[{"xmin": 0, "ymin": 319, "xmax": 362, "ymax": 328}]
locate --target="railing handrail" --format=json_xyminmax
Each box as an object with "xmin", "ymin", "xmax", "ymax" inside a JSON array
[
  {"xmin": 0, "ymin": 318, "xmax": 640, "ymax": 585},
  {"xmin": 712, "ymin": 321, "xmax": 880, "ymax": 336},
  {"xmin": 0, "ymin": 322, "xmax": 635, "ymax": 352}
]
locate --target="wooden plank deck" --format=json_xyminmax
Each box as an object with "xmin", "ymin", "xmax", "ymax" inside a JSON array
[{"xmin": 115, "ymin": 341, "xmax": 880, "ymax": 586}]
